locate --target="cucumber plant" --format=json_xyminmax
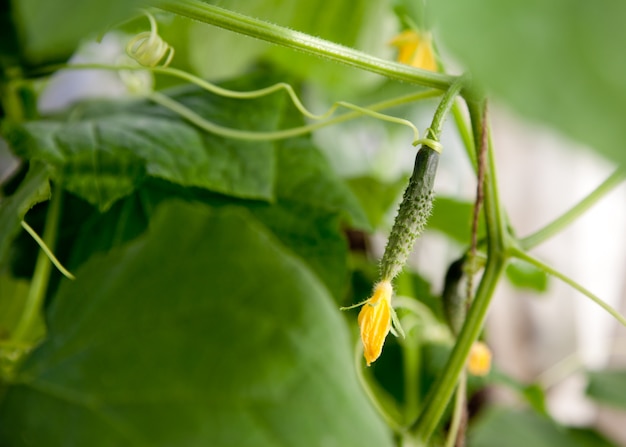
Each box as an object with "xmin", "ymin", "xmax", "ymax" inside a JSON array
[{"xmin": 1, "ymin": 1, "xmax": 626, "ymax": 446}]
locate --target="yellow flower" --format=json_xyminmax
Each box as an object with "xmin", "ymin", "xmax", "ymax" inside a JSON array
[
  {"xmin": 389, "ymin": 29, "xmax": 437, "ymax": 72},
  {"xmin": 467, "ymin": 341, "xmax": 492, "ymax": 376},
  {"xmin": 358, "ymin": 281, "xmax": 393, "ymax": 366}
]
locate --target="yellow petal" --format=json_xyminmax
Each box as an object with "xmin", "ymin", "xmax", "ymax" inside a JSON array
[
  {"xmin": 358, "ymin": 281, "xmax": 393, "ymax": 366},
  {"xmin": 389, "ymin": 29, "xmax": 437, "ymax": 72},
  {"xmin": 468, "ymin": 341, "xmax": 492, "ymax": 376}
]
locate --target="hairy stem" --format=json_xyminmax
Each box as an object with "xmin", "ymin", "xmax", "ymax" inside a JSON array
[
  {"xmin": 158, "ymin": 0, "xmax": 457, "ymax": 90},
  {"xmin": 520, "ymin": 167, "xmax": 626, "ymax": 250}
]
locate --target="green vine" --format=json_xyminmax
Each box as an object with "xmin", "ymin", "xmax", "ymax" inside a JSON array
[
  {"xmin": 157, "ymin": 0, "xmax": 457, "ymax": 90},
  {"xmin": 12, "ymin": 189, "xmax": 64, "ymax": 343}
]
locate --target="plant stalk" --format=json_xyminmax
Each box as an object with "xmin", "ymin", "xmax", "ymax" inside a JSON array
[
  {"xmin": 411, "ymin": 99, "xmax": 508, "ymax": 444},
  {"xmin": 157, "ymin": 0, "xmax": 457, "ymax": 90},
  {"xmin": 12, "ymin": 190, "xmax": 63, "ymax": 342}
]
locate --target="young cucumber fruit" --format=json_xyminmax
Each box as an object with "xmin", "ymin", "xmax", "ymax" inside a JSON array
[{"xmin": 380, "ymin": 146, "xmax": 438, "ymax": 281}]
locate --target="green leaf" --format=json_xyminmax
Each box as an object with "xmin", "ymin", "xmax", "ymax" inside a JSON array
[
  {"xmin": 0, "ymin": 274, "xmax": 45, "ymax": 379},
  {"xmin": 0, "ymin": 162, "xmax": 50, "ymax": 267},
  {"xmin": 433, "ymin": 0, "xmax": 626, "ymax": 165},
  {"xmin": 276, "ymin": 138, "xmax": 370, "ymax": 231},
  {"xmin": 347, "ymin": 176, "xmax": 406, "ymax": 229},
  {"xmin": 5, "ymin": 71, "xmax": 287, "ymax": 211},
  {"xmin": 0, "ymin": 1, "xmax": 21, "ymax": 68},
  {"xmin": 65, "ymin": 191, "xmax": 150, "ymax": 269},
  {"xmin": 0, "ymin": 274, "xmax": 39, "ymax": 341},
  {"xmin": 566, "ymin": 428, "xmax": 616, "ymax": 447},
  {"xmin": 252, "ymin": 202, "xmax": 349, "ymax": 301},
  {"xmin": 469, "ymin": 407, "xmax": 588, "ymax": 447},
  {"xmin": 11, "ymin": 0, "xmax": 154, "ymax": 64},
  {"xmin": 490, "ymin": 370, "xmax": 548, "ymax": 416},
  {"xmin": 0, "ymin": 201, "xmax": 393, "ymax": 446},
  {"xmin": 138, "ymin": 137, "xmax": 365, "ymax": 301},
  {"xmin": 250, "ymin": 138, "xmax": 371, "ymax": 297},
  {"xmin": 505, "ymin": 258, "xmax": 550, "ymax": 293},
  {"xmin": 427, "ymin": 196, "xmax": 484, "ymax": 245},
  {"xmin": 586, "ymin": 369, "xmax": 626, "ymax": 410},
  {"xmin": 4, "ymin": 120, "xmax": 146, "ymax": 211}
]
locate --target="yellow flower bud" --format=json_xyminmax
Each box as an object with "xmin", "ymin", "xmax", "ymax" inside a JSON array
[
  {"xmin": 467, "ymin": 341, "xmax": 492, "ymax": 376},
  {"xmin": 358, "ymin": 281, "xmax": 393, "ymax": 366},
  {"xmin": 389, "ymin": 29, "xmax": 437, "ymax": 72}
]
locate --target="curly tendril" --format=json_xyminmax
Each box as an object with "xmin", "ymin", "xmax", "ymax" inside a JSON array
[
  {"xmin": 126, "ymin": 12, "xmax": 175, "ymax": 68},
  {"xmin": 117, "ymin": 13, "xmax": 428, "ymax": 144}
]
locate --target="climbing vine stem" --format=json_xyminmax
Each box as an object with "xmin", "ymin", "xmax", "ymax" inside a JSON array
[
  {"xmin": 157, "ymin": 0, "xmax": 457, "ymax": 90},
  {"xmin": 411, "ymin": 97, "xmax": 508, "ymax": 444},
  {"xmin": 12, "ymin": 189, "xmax": 64, "ymax": 343}
]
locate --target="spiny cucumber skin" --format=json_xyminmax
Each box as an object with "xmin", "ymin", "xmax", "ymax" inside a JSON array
[{"xmin": 380, "ymin": 147, "xmax": 439, "ymax": 281}]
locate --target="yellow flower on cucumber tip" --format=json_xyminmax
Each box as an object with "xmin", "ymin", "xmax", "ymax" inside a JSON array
[
  {"xmin": 389, "ymin": 29, "xmax": 437, "ymax": 72},
  {"xmin": 468, "ymin": 341, "xmax": 492, "ymax": 376},
  {"xmin": 357, "ymin": 280, "xmax": 397, "ymax": 366}
]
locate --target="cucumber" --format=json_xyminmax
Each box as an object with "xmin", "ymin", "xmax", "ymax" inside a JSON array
[{"xmin": 380, "ymin": 146, "xmax": 438, "ymax": 281}]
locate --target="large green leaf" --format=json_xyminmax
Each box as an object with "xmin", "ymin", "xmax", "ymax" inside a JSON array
[
  {"xmin": 0, "ymin": 274, "xmax": 30, "ymax": 338},
  {"xmin": 55, "ymin": 130, "xmax": 368, "ymax": 301},
  {"xmin": 0, "ymin": 201, "xmax": 393, "ymax": 447},
  {"xmin": 0, "ymin": 162, "xmax": 50, "ymax": 267},
  {"xmin": 427, "ymin": 196, "xmax": 485, "ymax": 245},
  {"xmin": 433, "ymin": 0, "xmax": 626, "ymax": 165},
  {"xmin": 129, "ymin": 126, "xmax": 368, "ymax": 300},
  {"xmin": 0, "ymin": 0, "xmax": 21, "ymax": 68},
  {"xmin": 347, "ymin": 176, "xmax": 407, "ymax": 229},
  {"xmin": 4, "ymin": 72, "xmax": 287, "ymax": 211},
  {"xmin": 11, "ymin": 0, "xmax": 155, "ymax": 64},
  {"xmin": 586, "ymin": 369, "xmax": 626, "ymax": 410},
  {"xmin": 469, "ymin": 407, "xmax": 598, "ymax": 447},
  {"xmin": 275, "ymin": 137, "xmax": 370, "ymax": 231}
]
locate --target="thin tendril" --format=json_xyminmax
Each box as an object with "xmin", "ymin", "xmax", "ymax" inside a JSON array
[
  {"xmin": 31, "ymin": 60, "xmax": 438, "ymax": 144},
  {"xmin": 150, "ymin": 90, "xmax": 425, "ymax": 143},
  {"xmin": 21, "ymin": 221, "xmax": 75, "ymax": 280},
  {"xmin": 127, "ymin": 16, "xmax": 422, "ymax": 140},
  {"xmin": 126, "ymin": 11, "xmax": 175, "ymax": 68}
]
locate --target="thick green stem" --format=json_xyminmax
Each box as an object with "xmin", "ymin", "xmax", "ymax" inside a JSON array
[
  {"xmin": 411, "ymin": 99, "xmax": 508, "ymax": 444},
  {"xmin": 445, "ymin": 371, "xmax": 467, "ymax": 447},
  {"xmin": 12, "ymin": 190, "xmax": 63, "ymax": 342},
  {"xmin": 157, "ymin": 0, "xmax": 457, "ymax": 90},
  {"xmin": 520, "ymin": 167, "xmax": 626, "ymax": 250}
]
